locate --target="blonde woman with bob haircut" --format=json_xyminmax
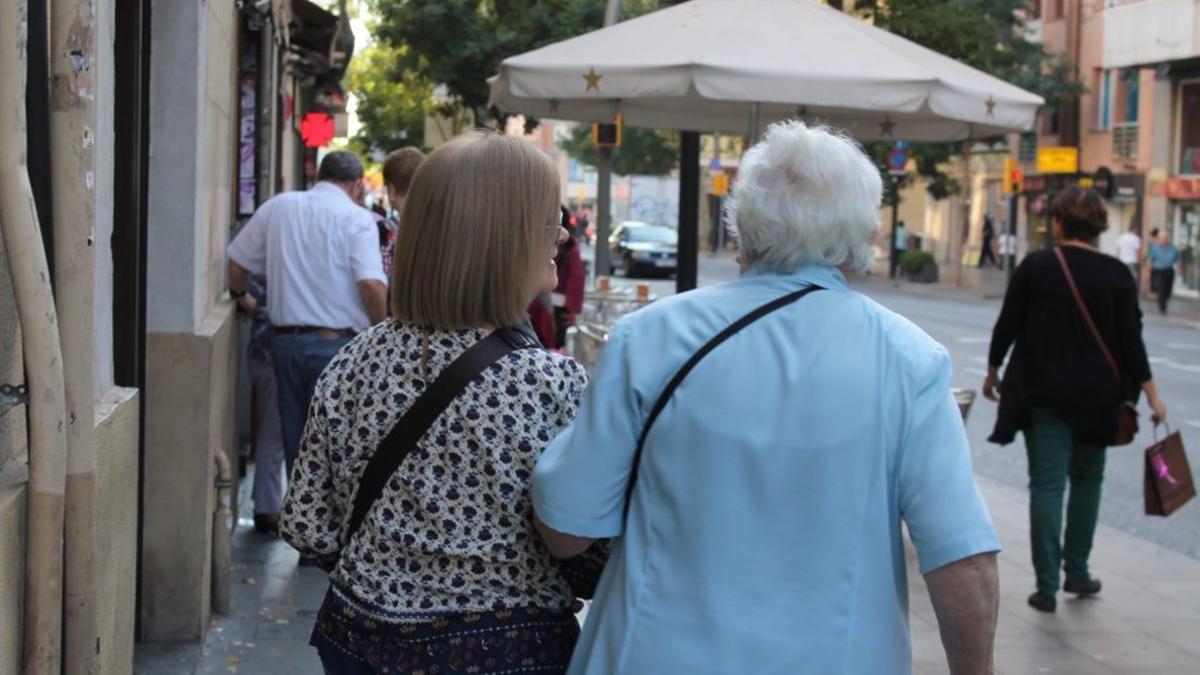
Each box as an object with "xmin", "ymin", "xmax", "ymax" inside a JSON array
[
  {"xmin": 532, "ymin": 121, "xmax": 1001, "ymax": 675},
  {"xmin": 281, "ymin": 131, "xmax": 589, "ymax": 675}
]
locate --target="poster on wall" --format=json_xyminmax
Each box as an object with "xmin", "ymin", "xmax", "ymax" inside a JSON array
[{"xmin": 238, "ymin": 73, "xmax": 257, "ymax": 217}]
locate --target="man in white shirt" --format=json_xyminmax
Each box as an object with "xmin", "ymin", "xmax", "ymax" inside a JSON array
[
  {"xmin": 1116, "ymin": 224, "xmax": 1142, "ymax": 288},
  {"xmin": 227, "ymin": 151, "xmax": 387, "ymax": 479},
  {"xmin": 998, "ymin": 228, "xmax": 1018, "ymax": 271}
]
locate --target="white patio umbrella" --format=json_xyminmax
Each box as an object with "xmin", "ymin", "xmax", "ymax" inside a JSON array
[
  {"xmin": 489, "ymin": 0, "xmax": 1044, "ymax": 291},
  {"xmin": 489, "ymin": 0, "xmax": 1043, "ymax": 140}
]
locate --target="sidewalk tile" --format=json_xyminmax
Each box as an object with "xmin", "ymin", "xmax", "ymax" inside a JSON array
[
  {"xmin": 991, "ymin": 644, "xmax": 1117, "ymax": 675},
  {"xmin": 1053, "ymin": 631, "xmax": 1198, "ymax": 671}
]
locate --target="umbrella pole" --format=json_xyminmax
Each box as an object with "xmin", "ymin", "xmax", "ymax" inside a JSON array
[
  {"xmin": 592, "ymin": 0, "xmax": 621, "ymax": 279},
  {"xmin": 677, "ymin": 131, "xmax": 701, "ymax": 293},
  {"xmin": 595, "ymin": 148, "xmax": 614, "ymax": 276}
]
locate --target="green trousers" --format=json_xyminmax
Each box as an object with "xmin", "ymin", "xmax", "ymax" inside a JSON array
[{"xmin": 1025, "ymin": 408, "xmax": 1107, "ymax": 596}]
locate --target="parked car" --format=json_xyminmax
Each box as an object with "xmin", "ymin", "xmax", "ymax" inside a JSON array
[{"xmin": 609, "ymin": 222, "xmax": 678, "ymax": 277}]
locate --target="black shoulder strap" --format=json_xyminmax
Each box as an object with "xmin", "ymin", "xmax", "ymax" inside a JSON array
[
  {"xmin": 623, "ymin": 285, "xmax": 824, "ymax": 520},
  {"xmin": 345, "ymin": 326, "xmax": 539, "ymax": 543}
]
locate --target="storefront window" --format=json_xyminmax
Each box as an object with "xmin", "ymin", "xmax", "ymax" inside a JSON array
[
  {"xmin": 1181, "ymin": 82, "xmax": 1200, "ymax": 175},
  {"xmin": 1177, "ymin": 204, "xmax": 1199, "ymax": 294}
]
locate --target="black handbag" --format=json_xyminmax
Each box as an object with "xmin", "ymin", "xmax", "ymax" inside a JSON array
[{"xmin": 340, "ymin": 325, "xmax": 604, "ymax": 599}]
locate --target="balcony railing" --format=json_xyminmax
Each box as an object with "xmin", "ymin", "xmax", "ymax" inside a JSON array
[{"xmin": 1113, "ymin": 122, "xmax": 1139, "ymax": 159}]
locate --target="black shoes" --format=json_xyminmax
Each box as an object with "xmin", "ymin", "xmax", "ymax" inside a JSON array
[
  {"xmin": 1029, "ymin": 576, "xmax": 1102, "ymax": 613},
  {"xmin": 1027, "ymin": 592, "xmax": 1057, "ymax": 613},
  {"xmin": 1063, "ymin": 576, "xmax": 1102, "ymax": 595}
]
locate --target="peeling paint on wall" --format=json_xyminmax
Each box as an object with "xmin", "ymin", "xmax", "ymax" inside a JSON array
[
  {"xmin": 16, "ymin": 0, "xmax": 29, "ymax": 63},
  {"xmin": 85, "ymin": 171, "xmax": 94, "ymax": 191},
  {"xmin": 62, "ymin": 1, "xmax": 96, "ymax": 102},
  {"xmin": 82, "ymin": 127, "xmax": 94, "ymax": 149}
]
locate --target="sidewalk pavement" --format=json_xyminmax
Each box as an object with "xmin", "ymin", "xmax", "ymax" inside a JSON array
[
  {"xmin": 910, "ymin": 476, "xmax": 1200, "ymax": 674},
  {"xmin": 135, "ymin": 471, "xmax": 1200, "ymax": 674}
]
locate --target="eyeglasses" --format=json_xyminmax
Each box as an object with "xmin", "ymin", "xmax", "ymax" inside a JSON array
[{"xmin": 545, "ymin": 219, "xmax": 569, "ymax": 246}]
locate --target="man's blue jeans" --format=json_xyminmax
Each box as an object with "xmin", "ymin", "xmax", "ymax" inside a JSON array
[{"xmin": 271, "ymin": 332, "xmax": 352, "ymax": 477}]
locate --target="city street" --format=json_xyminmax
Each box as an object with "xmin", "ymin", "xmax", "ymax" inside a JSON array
[{"xmin": 8, "ymin": 1, "xmax": 1200, "ymax": 673}]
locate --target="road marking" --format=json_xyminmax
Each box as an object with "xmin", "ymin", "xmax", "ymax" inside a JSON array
[
  {"xmin": 1187, "ymin": 421, "xmax": 1200, "ymax": 430},
  {"xmin": 964, "ymin": 367, "xmax": 990, "ymax": 378},
  {"xmin": 1166, "ymin": 342, "xmax": 1200, "ymax": 352},
  {"xmin": 970, "ymin": 356, "xmax": 989, "ymax": 364},
  {"xmin": 956, "ymin": 336, "xmax": 991, "ymax": 344},
  {"xmin": 1148, "ymin": 356, "xmax": 1200, "ymax": 374}
]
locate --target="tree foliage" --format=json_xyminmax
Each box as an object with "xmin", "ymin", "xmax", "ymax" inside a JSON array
[
  {"xmin": 345, "ymin": 42, "xmax": 434, "ymax": 155},
  {"xmin": 559, "ymin": 124, "xmax": 679, "ymax": 176},
  {"xmin": 854, "ymin": 0, "xmax": 1082, "ymax": 199},
  {"xmin": 371, "ymin": 0, "xmax": 602, "ymax": 121}
]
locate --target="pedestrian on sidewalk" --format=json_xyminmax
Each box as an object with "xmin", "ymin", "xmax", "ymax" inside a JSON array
[
  {"xmin": 1116, "ymin": 223, "xmax": 1142, "ymax": 289},
  {"xmin": 998, "ymin": 227, "xmax": 1018, "ymax": 271},
  {"xmin": 979, "ymin": 216, "xmax": 997, "ymax": 268},
  {"xmin": 533, "ymin": 121, "xmax": 1001, "ymax": 675},
  {"xmin": 1148, "ymin": 228, "xmax": 1180, "ymax": 315},
  {"xmin": 380, "ymin": 147, "xmax": 426, "ymax": 278},
  {"xmin": 227, "ymin": 151, "xmax": 388, "ymax": 480},
  {"xmin": 241, "ymin": 275, "xmax": 285, "ymax": 535},
  {"xmin": 892, "ymin": 219, "xmax": 908, "ymax": 278},
  {"xmin": 553, "ymin": 205, "xmax": 586, "ymax": 347},
  {"xmin": 280, "ymin": 132, "xmax": 590, "ymax": 674},
  {"xmin": 984, "ymin": 186, "xmax": 1169, "ymax": 613}
]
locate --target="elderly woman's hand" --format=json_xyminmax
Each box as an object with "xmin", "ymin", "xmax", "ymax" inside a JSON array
[{"xmin": 982, "ymin": 367, "xmax": 1001, "ymax": 402}]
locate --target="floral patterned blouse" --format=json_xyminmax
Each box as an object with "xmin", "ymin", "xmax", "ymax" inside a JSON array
[{"xmin": 280, "ymin": 320, "xmax": 589, "ymax": 619}]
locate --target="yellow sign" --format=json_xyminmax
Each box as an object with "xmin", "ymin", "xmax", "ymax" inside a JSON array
[
  {"xmin": 1036, "ymin": 146, "xmax": 1079, "ymax": 174},
  {"xmin": 712, "ymin": 173, "xmax": 730, "ymax": 197}
]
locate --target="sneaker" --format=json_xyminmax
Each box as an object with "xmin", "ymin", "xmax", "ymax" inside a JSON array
[
  {"xmin": 1063, "ymin": 576, "xmax": 1102, "ymax": 595},
  {"xmin": 1027, "ymin": 591, "xmax": 1056, "ymax": 613}
]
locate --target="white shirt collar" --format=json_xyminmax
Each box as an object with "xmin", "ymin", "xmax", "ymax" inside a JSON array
[{"xmin": 310, "ymin": 181, "xmax": 355, "ymax": 204}]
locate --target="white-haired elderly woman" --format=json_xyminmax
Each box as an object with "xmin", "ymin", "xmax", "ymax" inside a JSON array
[{"xmin": 531, "ymin": 122, "xmax": 1002, "ymax": 674}]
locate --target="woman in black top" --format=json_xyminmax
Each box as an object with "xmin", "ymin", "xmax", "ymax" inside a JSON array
[{"xmin": 983, "ymin": 186, "xmax": 1168, "ymax": 613}]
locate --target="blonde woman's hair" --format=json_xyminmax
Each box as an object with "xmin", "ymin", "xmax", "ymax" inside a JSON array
[{"xmin": 390, "ymin": 131, "xmax": 560, "ymax": 329}]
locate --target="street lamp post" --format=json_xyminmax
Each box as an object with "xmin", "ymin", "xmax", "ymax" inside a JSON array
[
  {"xmin": 888, "ymin": 176, "xmax": 902, "ymax": 279},
  {"xmin": 885, "ymin": 142, "xmax": 908, "ymax": 280}
]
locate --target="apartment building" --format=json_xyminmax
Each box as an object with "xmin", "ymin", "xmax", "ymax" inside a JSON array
[
  {"xmin": 1029, "ymin": 0, "xmax": 1198, "ymax": 296},
  {"xmin": 1103, "ymin": 0, "xmax": 1200, "ymax": 296}
]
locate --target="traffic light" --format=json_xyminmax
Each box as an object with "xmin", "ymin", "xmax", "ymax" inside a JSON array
[
  {"xmin": 591, "ymin": 113, "xmax": 623, "ymax": 149},
  {"xmin": 1003, "ymin": 157, "xmax": 1023, "ymax": 194}
]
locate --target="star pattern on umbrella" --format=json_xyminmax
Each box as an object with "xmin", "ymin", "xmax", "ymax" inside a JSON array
[
  {"xmin": 547, "ymin": 98, "xmax": 560, "ymax": 114},
  {"xmin": 985, "ymin": 95, "xmax": 997, "ymax": 117},
  {"xmin": 583, "ymin": 67, "xmax": 603, "ymax": 92},
  {"xmin": 879, "ymin": 116, "xmax": 897, "ymax": 137}
]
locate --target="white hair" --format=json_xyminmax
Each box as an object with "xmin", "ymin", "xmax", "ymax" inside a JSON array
[{"xmin": 727, "ymin": 121, "xmax": 883, "ymax": 273}]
